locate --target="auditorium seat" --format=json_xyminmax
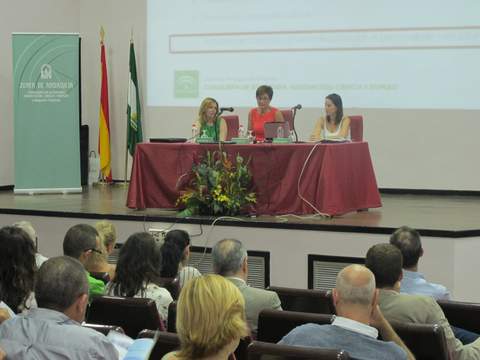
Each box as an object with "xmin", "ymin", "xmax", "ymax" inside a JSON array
[
  {"xmin": 280, "ymin": 109, "xmax": 294, "ymax": 132},
  {"xmin": 89, "ymin": 271, "xmax": 110, "ymax": 284},
  {"xmin": 268, "ymin": 286, "xmax": 335, "ymax": 314},
  {"xmin": 138, "ymin": 330, "xmax": 251, "ymax": 360},
  {"xmin": 222, "ymin": 115, "xmax": 240, "ymax": 140},
  {"xmin": 257, "ymin": 309, "xmax": 333, "ymax": 343},
  {"xmin": 390, "ymin": 322, "xmax": 449, "ymax": 360},
  {"xmin": 82, "ymin": 323, "xmax": 124, "ymax": 335},
  {"xmin": 167, "ymin": 301, "xmax": 177, "ymax": 333},
  {"xmin": 438, "ymin": 299, "xmax": 480, "ymax": 334},
  {"xmin": 247, "ymin": 340, "xmax": 351, "ymax": 359},
  {"xmin": 157, "ymin": 277, "xmax": 180, "ymax": 300},
  {"xmin": 137, "ymin": 330, "xmax": 181, "ymax": 359},
  {"xmin": 349, "ymin": 115, "xmax": 363, "ymax": 142},
  {"xmin": 86, "ymin": 296, "xmax": 165, "ymax": 338}
]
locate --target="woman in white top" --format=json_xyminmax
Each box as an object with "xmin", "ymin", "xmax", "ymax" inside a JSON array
[
  {"xmin": 161, "ymin": 230, "xmax": 201, "ymax": 288},
  {"xmin": 310, "ymin": 93, "xmax": 351, "ymax": 141},
  {"xmin": 106, "ymin": 232, "xmax": 173, "ymax": 321}
]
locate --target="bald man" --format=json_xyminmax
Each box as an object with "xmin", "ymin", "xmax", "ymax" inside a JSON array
[{"xmin": 279, "ymin": 265, "xmax": 414, "ymax": 360}]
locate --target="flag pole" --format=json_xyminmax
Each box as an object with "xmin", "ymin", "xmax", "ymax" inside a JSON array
[
  {"xmin": 120, "ymin": 29, "xmax": 134, "ymax": 187},
  {"xmin": 95, "ymin": 26, "xmax": 110, "ymax": 187}
]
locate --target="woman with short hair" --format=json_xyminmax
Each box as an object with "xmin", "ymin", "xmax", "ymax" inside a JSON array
[{"xmin": 248, "ymin": 85, "xmax": 284, "ymax": 142}]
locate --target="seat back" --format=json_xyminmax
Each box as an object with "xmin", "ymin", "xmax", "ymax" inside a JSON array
[
  {"xmin": 391, "ymin": 322, "xmax": 449, "ymax": 360},
  {"xmin": 349, "ymin": 115, "xmax": 363, "ymax": 142},
  {"xmin": 157, "ymin": 277, "xmax": 180, "ymax": 300},
  {"xmin": 89, "ymin": 271, "xmax": 110, "ymax": 284},
  {"xmin": 87, "ymin": 296, "xmax": 164, "ymax": 338},
  {"xmin": 280, "ymin": 109, "xmax": 294, "ymax": 131},
  {"xmin": 264, "ymin": 122, "xmax": 291, "ymax": 139},
  {"xmin": 82, "ymin": 323, "xmax": 124, "ymax": 335},
  {"xmin": 167, "ymin": 300, "xmax": 177, "ymax": 333},
  {"xmin": 138, "ymin": 330, "xmax": 181, "ymax": 360},
  {"xmin": 222, "ymin": 115, "xmax": 240, "ymax": 140},
  {"xmin": 268, "ymin": 287, "xmax": 335, "ymax": 315},
  {"xmin": 257, "ymin": 309, "xmax": 333, "ymax": 343},
  {"xmin": 247, "ymin": 341, "xmax": 351, "ymax": 360},
  {"xmin": 437, "ymin": 299, "xmax": 480, "ymax": 334}
]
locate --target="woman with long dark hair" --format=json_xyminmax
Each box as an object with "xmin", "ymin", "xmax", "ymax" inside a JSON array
[
  {"xmin": 161, "ymin": 230, "xmax": 201, "ymax": 288},
  {"xmin": 106, "ymin": 232, "xmax": 173, "ymax": 320},
  {"xmin": 0, "ymin": 226, "xmax": 36, "ymax": 314},
  {"xmin": 310, "ymin": 93, "xmax": 351, "ymax": 141}
]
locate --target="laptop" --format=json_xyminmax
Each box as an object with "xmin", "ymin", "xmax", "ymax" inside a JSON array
[{"xmin": 149, "ymin": 138, "xmax": 187, "ymax": 143}]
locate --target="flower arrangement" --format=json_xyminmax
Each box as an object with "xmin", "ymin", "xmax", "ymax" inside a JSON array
[{"xmin": 177, "ymin": 150, "xmax": 256, "ymax": 216}]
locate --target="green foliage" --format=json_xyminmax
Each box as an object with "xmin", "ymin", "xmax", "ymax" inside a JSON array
[{"xmin": 177, "ymin": 151, "xmax": 256, "ymax": 216}]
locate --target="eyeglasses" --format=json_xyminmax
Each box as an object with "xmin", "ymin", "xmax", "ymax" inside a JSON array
[{"xmin": 83, "ymin": 248, "xmax": 103, "ymax": 255}]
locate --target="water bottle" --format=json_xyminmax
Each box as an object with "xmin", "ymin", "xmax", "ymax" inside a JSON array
[
  {"xmin": 277, "ymin": 124, "xmax": 284, "ymax": 139},
  {"xmin": 238, "ymin": 124, "xmax": 245, "ymax": 138},
  {"xmin": 191, "ymin": 123, "xmax": 198, "ymax": 139},
  {"xmin": 289, "ymin": 130, "xmax": 295, "ymax": 143}
]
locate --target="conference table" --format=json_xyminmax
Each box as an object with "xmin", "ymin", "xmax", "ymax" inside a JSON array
[{"xmin": 126, "ymin": 142, "xmax": 382, "ymax": 216}]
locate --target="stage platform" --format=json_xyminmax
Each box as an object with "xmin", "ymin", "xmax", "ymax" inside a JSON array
[
  {"xmin": 0, "ymin": 186, "xmax": 479, "ymax": 301},
  {"xmin": 0, "ymin": 186, "xmax": 479, "ymax": 237}
]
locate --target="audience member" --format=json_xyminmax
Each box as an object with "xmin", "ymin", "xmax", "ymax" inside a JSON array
[
  {"xmin": 212, "ymin": 238, "xmax": 282, "ymax": 335},
  {"xmin": 84, "ymin": 220, "xmax": 117, "ymax": 280},
  {"xmin": 160, "ymin": 229, "xmax": 201, "ymax": 287},
  {"xmin": 63, "ymin": 224, "xmax": 105, "ymax": 297},
  {"xmin": 162, "ymin": 274, "xmax": 248, "ymax": 360},
  {"xmin": 0, "ymin": 256, "xmax": 118, "ymax": 359},
  {"xmin": 13, "ymin": 220, "xmax": 48, "ymax": 268},
  {"xmin": 280, "ymin": 264, "xmax": 413, "ymax": 359},
  {"xmin": 0, "ymin": 226, "xmax": 36, "ymax": 313},
  {"xmin": 390, "ymin": 226, "xmax": 450, "ymax": 300},
  {"xmin": 106, "ymin": 232, "xmax": 173, "ymax": 321},
  {"xmin": 366, "ymin": 243, "xmax": 480, "ymax": 360}
]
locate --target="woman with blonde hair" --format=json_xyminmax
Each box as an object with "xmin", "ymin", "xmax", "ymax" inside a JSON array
[
  {"xmin": 162, "ymin": 274, "xmax": 248, "ymax": 360},
  {"xmin": 194, "ymin": 97, "xmax": 227, "ymax": 142},
  {"xmin": 85, "ymin": 220, "xmax": 117, "ymax": 280}
]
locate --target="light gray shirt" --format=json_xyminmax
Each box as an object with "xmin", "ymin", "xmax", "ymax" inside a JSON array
[{"xmin": 0, "ymin": 307, "xmax": 118, "ymax": 359}]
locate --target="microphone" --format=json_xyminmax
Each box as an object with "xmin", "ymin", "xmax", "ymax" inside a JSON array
[
  {"xmin": 220, "ymin": 107, "xmax": 234, "ymax": 112},
  {"xmin": 292, "ymin": 104, "xmax": 302, "ymax": 110}
]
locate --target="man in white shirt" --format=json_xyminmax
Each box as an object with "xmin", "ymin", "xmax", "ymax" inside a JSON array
[
  {"xmin": 212, "ymin": 238, "xmax": 282, "ymax": 336},
  {"xmin": 0, "ymin": 256, "xmax": 118, "ymax": 359},
  {"xmin": 279, "ymin": 265, "xmax": 414, "ymax": 360}
]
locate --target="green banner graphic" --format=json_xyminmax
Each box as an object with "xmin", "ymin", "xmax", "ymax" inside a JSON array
[{"xmin": 12, "ymin": 33, "xmax": 81, "ymax": 193}]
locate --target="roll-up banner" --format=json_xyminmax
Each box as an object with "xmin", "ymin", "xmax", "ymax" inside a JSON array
[{"xmin": 12, "ymin": 33, "xmax": 81, "ymax": 194}]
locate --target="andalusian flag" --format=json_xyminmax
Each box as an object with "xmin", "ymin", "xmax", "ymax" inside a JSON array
[
  {"xmin": 98, "ymin": 28, "xmax": 112, "ymax": 182},
  {"xmin": 127, "ymin": 40, "xmax": 142, "ymax": 156}
]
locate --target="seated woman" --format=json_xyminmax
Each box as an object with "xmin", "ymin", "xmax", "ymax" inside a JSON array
[
  {"xmin": 248, "ymin": 85, "xmax": 284, "ymax": 142},
  {"xmin": 160, "ymin": 230, "xmax": 201, "ymax": 288},
  {"xmin": 0, "ymin": 226, "xmax": 36, "ymax": 314},
  {"xmin": 106, "ymin": 232, "xmax": 173, "ymax": 321},
  {"xmin": 194, "ymin": 97, "xmax": 227, "ymax": 142},
  {"xmin": 84, "ymin": 220, "xmax": 117, "ymax": 281},
  {"xmin": 162, "ymin": 274, "xmax": 248, "ymax": 360},
  {"xmin": 309, "ymin": 93, "xmax": 351, "ymax": 142}
]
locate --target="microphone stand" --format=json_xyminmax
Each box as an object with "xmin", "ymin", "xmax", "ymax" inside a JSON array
[{"xmin": 292, "ymin": 107, "xmax": 299, "ymax": 143}]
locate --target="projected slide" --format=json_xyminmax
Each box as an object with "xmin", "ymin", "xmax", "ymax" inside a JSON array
[{"xmin": 147, "ymin": 0, "xmax": 480, "ymax": 109}]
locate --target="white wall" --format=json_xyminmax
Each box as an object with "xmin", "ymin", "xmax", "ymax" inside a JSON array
[
  {"xmin": 0, "ymin": 0, "xmax": 80, "ymax": 186},
  {"xmin": 1, "ymin": 0, "xmax": 479, "ymax": 190}
]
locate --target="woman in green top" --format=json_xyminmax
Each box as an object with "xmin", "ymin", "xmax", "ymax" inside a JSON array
[{"xmin": 194, "ymin": 97, "xmax": 227, "ymax": 141}]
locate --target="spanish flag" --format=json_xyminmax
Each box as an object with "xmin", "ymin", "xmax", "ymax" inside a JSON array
[{"xmin": 98, "ymin": 28, "xmax": 112, "ymax": 182}]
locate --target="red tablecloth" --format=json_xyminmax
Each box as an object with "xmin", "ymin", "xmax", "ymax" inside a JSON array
[{"xmin": 127, "ymin": 142, "xmax": 381, "ymax": 216}]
